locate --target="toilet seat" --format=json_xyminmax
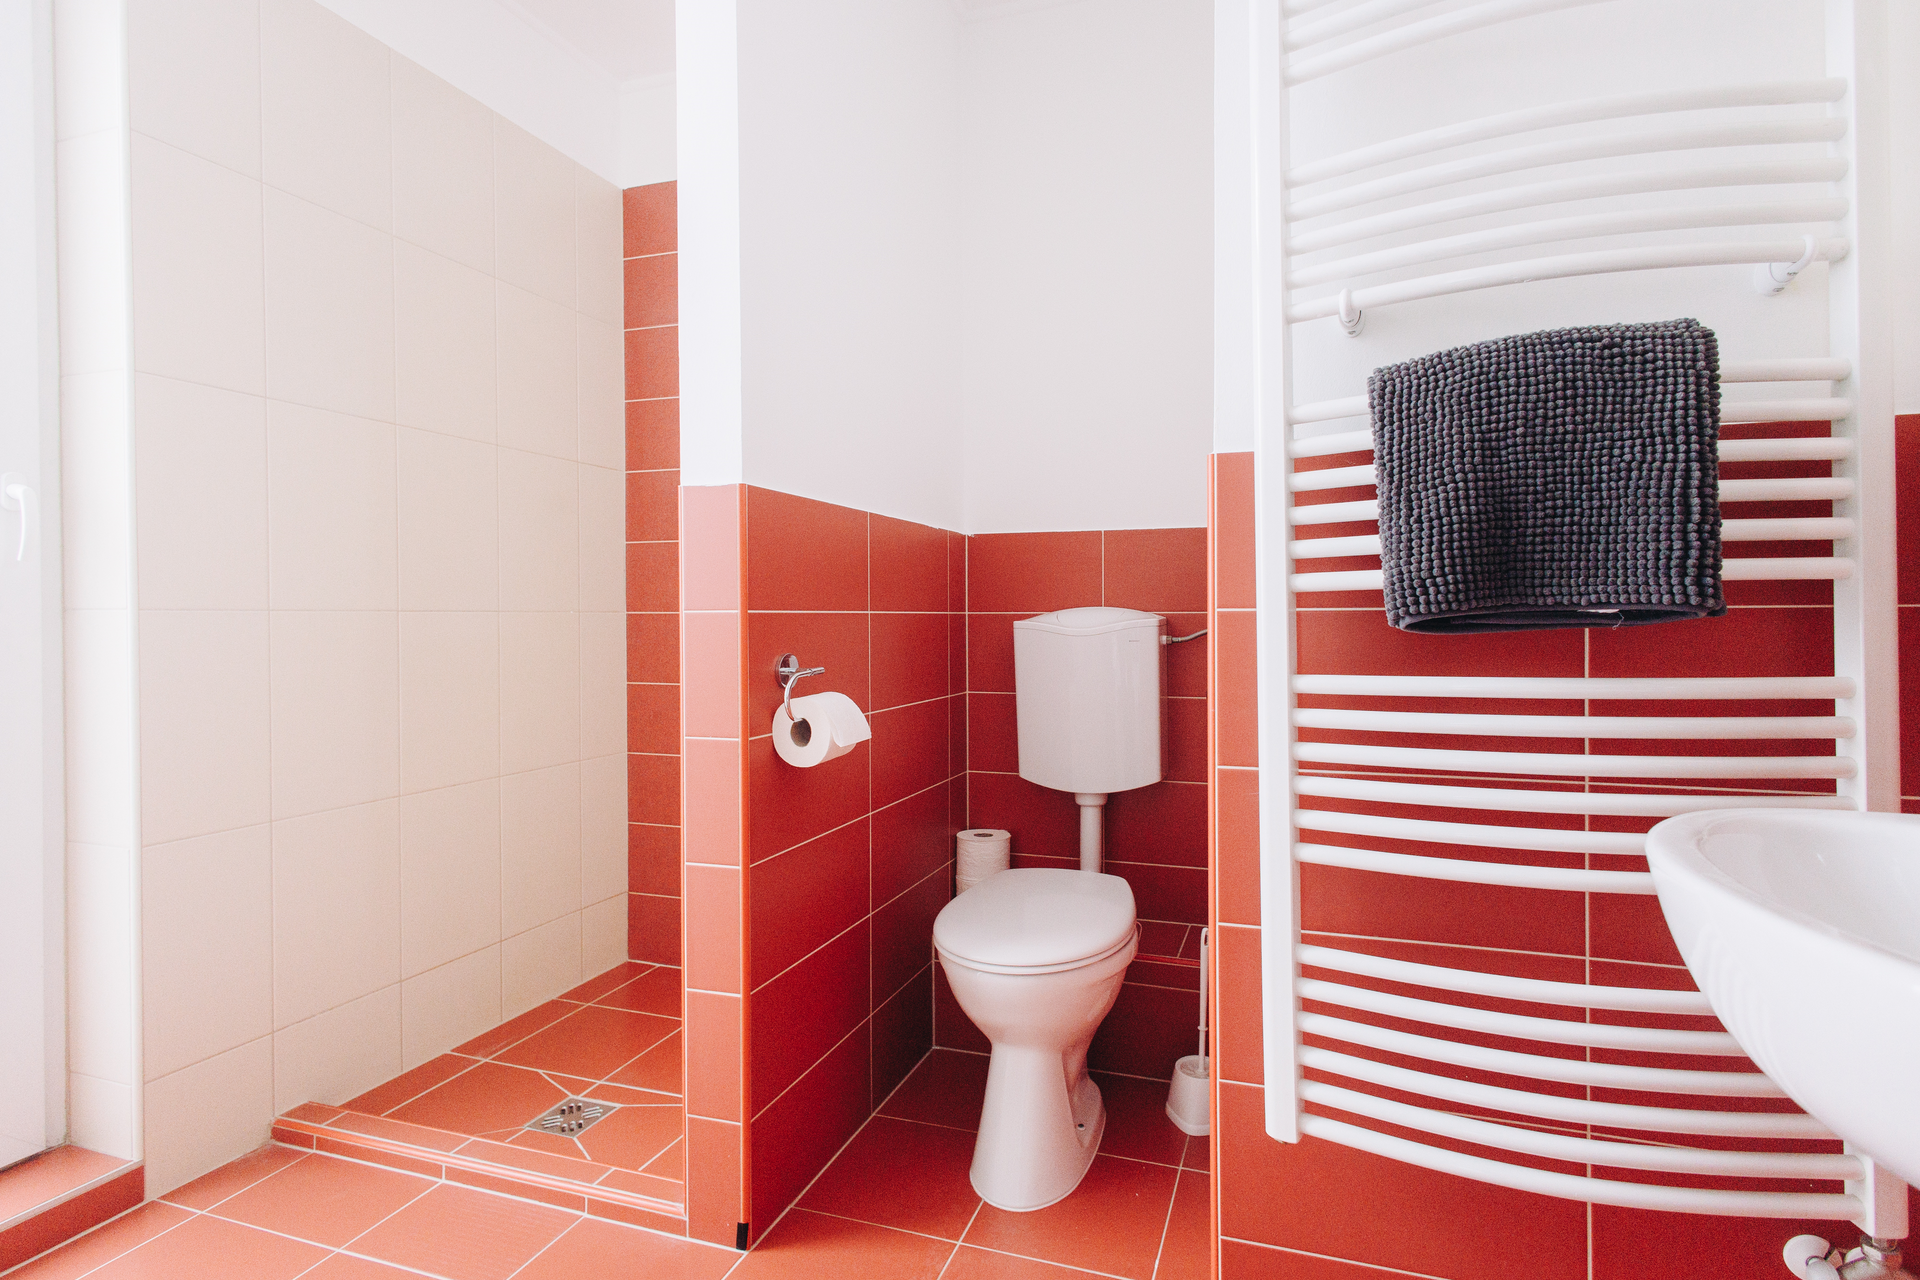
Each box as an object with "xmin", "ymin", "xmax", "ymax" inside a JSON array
[{"xmin": 935, "ymin": 868, "xmax": 1137, "ymax": 975}]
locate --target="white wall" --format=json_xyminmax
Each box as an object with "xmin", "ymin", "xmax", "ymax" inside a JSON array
[
  {"xmin": 620, "ymin": 72, "xmax": 676, "ymax": 189},
  {"xmin": 958, "ymin": 0, "xmax": 1214, "ymax": 533},
  {"xmin": 312, "ymin": 0, "xmax": 622, "ymax": 184},
  {"xmin": 58, "ymin": 0, "xmax": 628, "ymax": 1196},
  {"xmin": 679, "ymin": 0, "xmax": 1214, "ymax": 535}
]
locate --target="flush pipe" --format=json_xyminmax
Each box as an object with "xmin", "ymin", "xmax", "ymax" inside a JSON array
[
  {"xmin": 1075, "ymin": 793, "xmax": 1106, "ymax": 872},
  {"xmin": 1785, "ymin": 1235, "xmax": 1915, "ymax": 1280}
]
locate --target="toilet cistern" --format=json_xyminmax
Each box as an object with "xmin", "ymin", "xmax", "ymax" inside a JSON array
[{"xmin": 1012, "ymin": 607, "xmax": 1165, "ymax": 871}]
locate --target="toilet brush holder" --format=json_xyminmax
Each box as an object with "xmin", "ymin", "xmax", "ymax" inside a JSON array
[{"xmin": 1165, "ymin": 1055, "xmax": 1210, "ymax": 1135}]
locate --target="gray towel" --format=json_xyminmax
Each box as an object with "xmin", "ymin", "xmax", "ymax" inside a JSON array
[{"xmin": 1370, "ymin": 319, "xmax": 1726, "ymax": 634}]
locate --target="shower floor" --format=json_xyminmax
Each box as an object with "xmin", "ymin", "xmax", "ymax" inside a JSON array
[{"xmin": 270, "ymin": 961, "xmax": 684, "ymax": 1229}]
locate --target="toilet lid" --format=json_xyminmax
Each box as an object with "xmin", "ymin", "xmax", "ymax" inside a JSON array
[{"xmin": 934, "ymin": 868, "xmax": 1137, "ymax": 971}]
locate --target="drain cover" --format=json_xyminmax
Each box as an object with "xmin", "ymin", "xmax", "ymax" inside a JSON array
[{"xmin": 528, "ymin": 1098, "xmax": 608, "ymax": 1137}]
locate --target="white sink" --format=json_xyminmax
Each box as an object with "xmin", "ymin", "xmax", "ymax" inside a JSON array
[{"xmin": 1647, "ymin": 809, "xmax": 1920, "ymax": 1189}]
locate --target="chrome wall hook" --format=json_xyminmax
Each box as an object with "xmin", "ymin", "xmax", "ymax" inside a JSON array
[{"xmin": 776, "ymin": 653, "xmax": 826, "ymax": 719}]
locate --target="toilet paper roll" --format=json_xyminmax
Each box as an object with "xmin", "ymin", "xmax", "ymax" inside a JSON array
[
  {"xmin": 772, "ymin": 691, "xmax": 872, "ymax": 768},
  {"xmin": 955, "ymin": 828, "xmax": 1011, "ymax": 893}
]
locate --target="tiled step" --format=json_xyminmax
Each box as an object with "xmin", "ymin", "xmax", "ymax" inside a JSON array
[{"xmin": 271, "ymin": 1103, "xmax": 684, "ymax": 1237}]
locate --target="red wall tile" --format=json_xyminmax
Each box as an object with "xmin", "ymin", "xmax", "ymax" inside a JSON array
[
  {"xmin": 749, "ymin": 819, "xmax": 870, "ymax": 982},
  {"xmin": 968, "ymin": 531, "xmax": 1102, "ymax": 612},
  {"xmin": 745, "ymin": 487, "xmax": 869, "ymax": 611},
  {"xmin": 627, "ymin": 398, "xmax": 679, "ymax": 472},
  {"xmin": 624, "ymin": 253, "xmax": 678, "ymax": 328},
  {"xmin": 748, "ymin": 1028, "xmax": 872, "ymax": 1238},
  {"xmin": 684, "ymin": 865, "xmax": 742, "ymax": 994},
  {"xmin": 873, "ymin": 514, "xmax": 951, "ymax": 612},
  {"xmin": 623, "ymin": 183, "xmax": 676, "ymax": 258},
  {"xmin": 750, "ymin": 921, "xmax": 870, "ymax": 1114},
  {"xmin": 870, "ymin": 788, "xmax": 951, "ymax": 909},
  {"xmin": 625, "ymin": 326, "xmax": 678, "ymax": 401},
  {"xmin": 626, "ymin": 612, "xmax": 678, "ymax": 684},
  {"xmin": 1104, "ymin": 528, "xmax": 1209, "ymax": 613}
]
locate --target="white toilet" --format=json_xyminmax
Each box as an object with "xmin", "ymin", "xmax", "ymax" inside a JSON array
[{"xmin": 934, "ymin": 607, "xmax": 1163, "ymax": 1212}]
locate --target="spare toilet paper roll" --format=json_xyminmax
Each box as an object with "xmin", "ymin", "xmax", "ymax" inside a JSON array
[
  {"xmin": 955, "ymin": 828, "xmax": 1011, "ymax": 893},
  {"xmin": 772, "ymin": 691, "xmax": 873, "ymax": 768}
]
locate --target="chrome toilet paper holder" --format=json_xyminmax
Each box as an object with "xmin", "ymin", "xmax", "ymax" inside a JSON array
[{"xmin": 776, "ymin": 653, "xmax": 826, "ymax": 720}]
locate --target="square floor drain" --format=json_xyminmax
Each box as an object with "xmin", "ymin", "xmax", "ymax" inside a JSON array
[{"xmin": 527, "ymin": 1098, "xmax": 608, "ymax": 1137}]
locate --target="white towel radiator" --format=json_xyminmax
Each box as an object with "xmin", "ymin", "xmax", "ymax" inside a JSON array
[{"xmin": 1233, "ymin": 0, "xmax": 1907, "ymax": 1234}]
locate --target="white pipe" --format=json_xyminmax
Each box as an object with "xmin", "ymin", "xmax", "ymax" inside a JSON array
[
  {"xmin": 1299, "ymin": 1011, "xmax": 1787, "ymax": 1095},
  {"xmin": 1287, "ymin": 472, "xmax": 1857, "ymax": 519},
  {"xmin": 1293, "ymin": 807, "xmax": 1648, "ymax": 855},
  {"xmin": 1289, "ymin": 159, "xmax": 1849, "ymax": 255},
  {"xmin": 1293, "ymin": 741, "xmax": 1856, "ymax": 779},
  {"xmin": 1292, "ymin": 519, "xmax": 1855, "ymax": 553},
  {"xmin": 1290, "ymin": 428, "xmax": 1856, "ymax": 462},
  {"xmin": 1286, "ymin": 238, "xmax": 1853, "ymax": 322},
  {"xmin": 1292, "ymin": 707, "xmax": 1855, "ymax": 740},
  {"xmin": 1296, "ymin": 943, "xmax": 1715, "ymax": 1012},
  {"xmin": 1302, "ymin": 1046, "xmax": 1834, "ymax": 1138},
  {"xmin": 1303, "ymin": 1082, "xmax": 1861, "ymax": 1179},
  {"xmin": 1290, "ymin": 674, "xmax": 1855, "ymax": 699},
  {"xmin": 1288, "ymin": 199, "xmax": 1850, "ymax": 288},
  {"xmin": 1286, "ymin": 0, "xmax": 1457, "ymax": 49},
  {"xmin": 1295, "ymin": 775, "xmax": 1854, "ymax": 817},
  {"xmin": 1076, "ymin": 792, "xmax": 1105, "ymax": 873},
  {"xmin": 1299, "ymin": 977, "xmax": 1745, "ymax": 1054},
  {"xmin": 1293, "ymin": 519, "xmax": 1857, "ymax": 556},
  {"xmin": 1295, "ymin": 842, "xmax": 1657, "ymax": 894},
  {"xmin": 1287, "ymin": 120, "xmax": 1848, "ymax": 219},
  {"xmin": 1288, "ymin": 80, "xmax": 1846, "ymax": 185},
  {"xmin": 1285, "ymin": 0, "xmax": 1625, "ymax": 84},
  {"xmin": 1284, "ymin": 561, "xmax": 1839, "ymax": 591},
  {"xmin": 1299, "ymin": 1117, "xmax": 1858, "ymax": 1218},
  {"xmin": 1291, "ymin": 558, "xmax": 1855, "ymax": 592}
]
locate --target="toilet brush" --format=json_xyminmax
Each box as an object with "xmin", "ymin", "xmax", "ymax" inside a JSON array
[{"xmin": 1165, "ymin": 927, "xmax": 1211, "ymax": 1136}]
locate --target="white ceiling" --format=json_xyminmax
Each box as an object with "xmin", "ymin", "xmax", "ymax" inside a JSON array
[{"xmin": 506, "ymin": 0, "xmax": 676, "ymax": 81}]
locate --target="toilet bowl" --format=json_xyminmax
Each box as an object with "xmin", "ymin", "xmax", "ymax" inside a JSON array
[{"xmin": 934, "ymin": 867, "xmax": 1138, "ymax": 1212}]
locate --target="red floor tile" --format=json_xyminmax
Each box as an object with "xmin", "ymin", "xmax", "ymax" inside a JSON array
[
  {"xmin": 500, "ymin": 1130, "xmax": 591, "ymax": 1163},
  {"xmin": 878, "ymin": 1049, "xmax": 988, "ymax": 1131},
  {"xmin": 389, "ymin": 1061, "xmax": 570, "ymax": 1138},
  {"xmin": 515, "ymin": 1215, "xmax": 736, "ymax": 1279},
  {"xmin": 296, "ymin": 1256, "xmax": 422, "ymax": 1279},
  {"xmin": 89, "ymin": 1212, "xmax": 328, "ymax": 1280},
  {"xmin": 942, "ymin": 1246, "xmax": 1108, "ymax": 1279},
  {"xmin": 348, "ymin": 1184, "xmax": 574, "ymax": 1280},
  {"xmin": 584, "ymin": 1080, "xmax": 678, "ymax": 1107},
  {"xmin": 599, "ymin": 967, "xmax": 682, "ymax": 1017},
  {"xmin": 732, "ymin": 1209, "xmax": 954, "ymax": 1279},
  {"xmin": 1155, "ymin": 1171, "xmax": 1210, "ymax": 1280},
  {"xmin": 561, "ymin": 961, "xmax": 649, "ymax": 1004},
  {"xmin": 210, "ymin": 1153, "xmax": 432, "ymax": 1248},
  {"xmin": 455, "ymin": 1001, "xmax": 577, "ymax": 1059},
  {"xmin": 342, "ymin": 1054, "xmax": 480, "ymax": 1117},
  {"xmin": 159, "ymin": 1146, "xmax": 305, "ymax": 1211},
  {"xmin": 575, "ymin": 1105, "xmax": 683, "ymax": 1171},
  {"xmin": 1092, "ymin": 1073, "xmax": 1188, "ymax": 1168},
  {"xmin": 496, "ymin": 1006, "xmax": 681, "ymax": 1081},
  {"xmin": 0, "ymin": 1148, "xmax": 129, "ymax": 1221},
  {"xmin": 642, "ymin": 1137, "xmax": 684, "ymax": 1182},
  {"xmin": 1181, "ymin": 1135, "xmax": 1209, "ymax": 1171},
  {"xmin": 800, "ymin": 1116, "xmax": 981, "ymax": 1240},
  {"xmin": 963, "ymin": 1155, "xmax": 1179, "ymax": 1280},
  {"xmin": 6, "ymin": 1202, "xmax": 192, "ymax": 1280}
]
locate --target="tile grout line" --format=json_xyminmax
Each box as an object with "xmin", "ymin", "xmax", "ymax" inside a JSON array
[
  {"xmin": 934, "ymin": 1202, "xmax": 985, "ymax": 1279},
  {"xmin": 1145, "ymin": 1165, "xmax": 1184, "ymax": 1280}
]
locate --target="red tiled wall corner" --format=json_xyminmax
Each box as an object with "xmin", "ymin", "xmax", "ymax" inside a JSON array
[
  {"xmin": 1208, "ymin": 439, "xmax": 1920, "ymax": 1279},
  {"xmin": 740, "ymin": 490, "xmax": 964, "ymax": 1237},
  {"xmin": 940, "ymin": 526, "xmax": 1210, "ymax": 1080},
  {"xmin": 625, "ymin": 181, "xmax": 680, "ymax": 966}
]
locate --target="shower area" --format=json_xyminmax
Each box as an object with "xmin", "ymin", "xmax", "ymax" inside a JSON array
[{"xmin": 54, "ymin": 0, "xmax": 678, "ymax": 1223}]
